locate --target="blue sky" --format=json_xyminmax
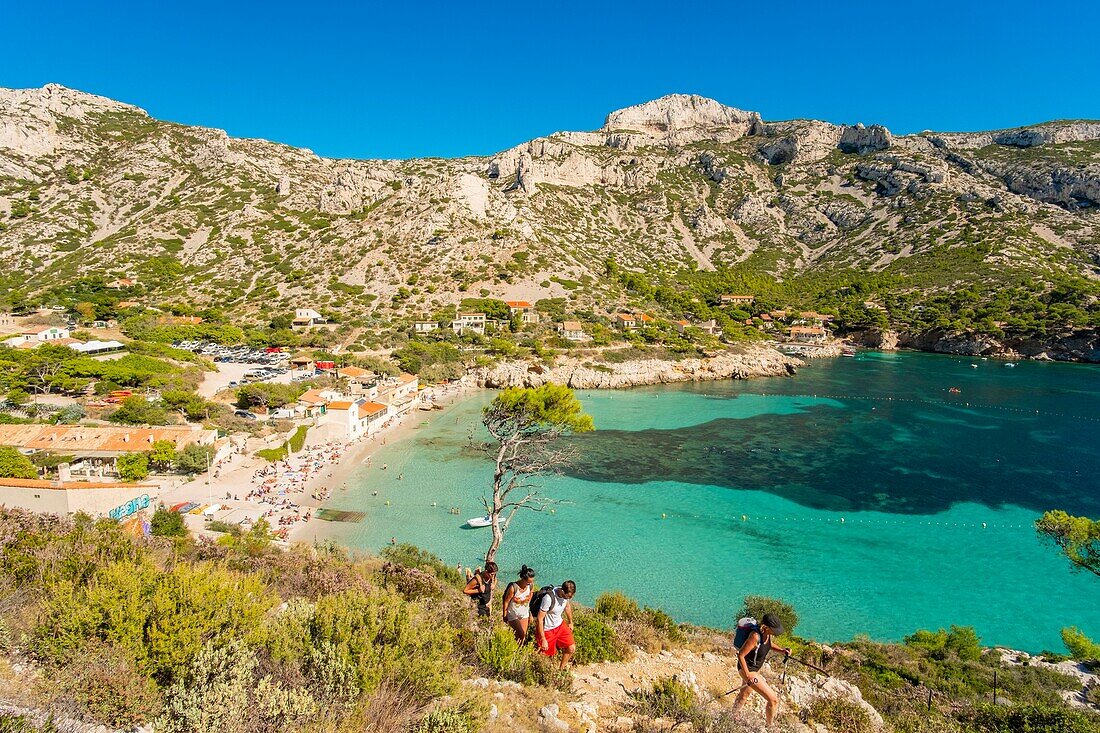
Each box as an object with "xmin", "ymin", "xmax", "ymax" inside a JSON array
[{"xmin": 2, "ymin": 0, "xmax": 1097, "ymax": 159}]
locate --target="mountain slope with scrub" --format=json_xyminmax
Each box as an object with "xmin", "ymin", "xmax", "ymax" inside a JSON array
[{"xmin": 1, "ymin": 86, "xmax": 1099, "ymax": 358}]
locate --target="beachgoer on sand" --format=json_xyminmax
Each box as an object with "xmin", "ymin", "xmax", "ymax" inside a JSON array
[
  {"xmin": 534, "ymin": 580, "xmax": 576, "ymax": 668},
  {"xmin": 732, "ymin": 613, "xmax": 792, "ymax": 728},
  {"xmin": 463, "ymin": 562, "xmax": 497, "ymax": 617},
  {"xmin": 502, "ymin": 565, "xmax": 536, "ymax": 643}
]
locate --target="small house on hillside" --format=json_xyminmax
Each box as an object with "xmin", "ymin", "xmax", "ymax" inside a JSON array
[
  {"xmin": 452, "ymin": 312, "xmax": 486, "ymax": 335},
  {"xmin": 720, "ymin": 294, "xmax": 755, "ymax": 306},
  {"xmin": 292, "ymin": 308, "xmax": 326, "ymax": 328},
  {"xmin": 700, "ymin": 320, "xmax": 722, "ymax": 336},
  {"xmin": 3, "ymin": 327, "xmax": 72, "ymax": 348},
  {"xmin": 614, "ymin": 313, "xmax": 654, "ymax": 332},
  {"xmin": 413, "ymin": 320, "xmax": 440, "ymax": 333},
  {"xmin": 506, "ymin": 301, "xmax": 539, "ymax": 324},
  {"xmin": 558, "ymin": 321, "xmax": 588, "ymax": 342}
]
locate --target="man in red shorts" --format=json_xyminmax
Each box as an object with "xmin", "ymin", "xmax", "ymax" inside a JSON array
[{"xmin": 535, "ymin": 580, "xmax": 577, "ymax": 668}]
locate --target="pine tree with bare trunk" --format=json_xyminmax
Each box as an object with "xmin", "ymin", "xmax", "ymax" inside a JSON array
[{"xmin": 479, "ymin": 384, "xmax": 593, "ymax": 564}]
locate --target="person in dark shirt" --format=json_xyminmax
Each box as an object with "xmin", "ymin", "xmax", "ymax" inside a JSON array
[
  {"xmin": 462, "ymin": 561, "xmax": 498, "ymax": 617},
  {"xmin": 733, "ymin": 613, "xmax": 791, "ymax": 727}
]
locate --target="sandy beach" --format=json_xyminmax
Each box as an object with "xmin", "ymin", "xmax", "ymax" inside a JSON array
[
  {"xmin": 161, "ymin": 381, "xmax": 480, "ymax": 545},
  {"xmin": 289, "ymin": 382, "xmax": 480, "ymax": 544}
]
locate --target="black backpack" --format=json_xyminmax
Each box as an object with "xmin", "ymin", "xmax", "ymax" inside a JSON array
[{"xmin": 529, "ymin": 585, "xmax": 558, "ymax": 619}]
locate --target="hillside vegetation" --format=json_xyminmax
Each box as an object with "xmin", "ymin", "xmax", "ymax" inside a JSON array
[
  {"xmin": 1, "ymin": 88, "xmax": 1098, "ymax": 358},
  {"xmin": 1, "ymin": 509, "xmax": 1098, "ymax": 732}
]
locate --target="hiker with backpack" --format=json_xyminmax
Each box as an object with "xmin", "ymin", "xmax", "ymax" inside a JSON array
[
  {"xmin": 732, "ymin": 613, "xmax": 791, "ymax": 727},
  {"xmin": 533, "ymin": 580, "xmax": 577, "ymax": 668},
  {"xmin": 501, "ymin": 565, "xmax": 537, "ymax": 643},
  {"xmin": 463, "ymin": 561, "xmax": 498, "ymax": 617}
]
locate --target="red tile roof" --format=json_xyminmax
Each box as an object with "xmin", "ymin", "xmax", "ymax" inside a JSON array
[
  {"xmin": 0, "ymin": 477, "xmax": 158, "ymax": 491},
  {"xmin": 358, "ymin": 402, "xmax": 388, "ymax": 418}
]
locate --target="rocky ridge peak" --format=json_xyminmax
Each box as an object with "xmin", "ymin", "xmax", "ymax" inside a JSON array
[{"xmin": 602, "ymin": 93, "xmax": 761, "ymax": 138}]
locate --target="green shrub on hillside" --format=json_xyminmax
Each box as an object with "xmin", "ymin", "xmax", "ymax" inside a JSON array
[
  {"xmin": 630, "ymin": 676, "xmax": 696, "ymax": 722},
  {"xmin": 157, "ymin": 638, "xmax": 318, "ymax": 733},
  {"xmin": 475, "ymin": 625, "xmax": 529, "ymax": 681},
  {"xmin": 738, "ymin": 595, "xmax": 800, "ymax": 636},
  {"xmin": 965, "ymin": 703, "xmax": 1100, "ymax": 733},
  {"xmin": 904, "ymin": 625, "xmax": 983, "ymax": 662},
  {"xmin": 571, "ymin": 610, "xmax": 627, "ymax": 664},
  {"xmin": 380, "ymin": 543, "xmax": 461, "ymax": 585},
  {"xmin": 35, "ymin": 558, "xmax": 275, "ymax": 686},
  {"xmin": 806, "ymin": 697, "xmax": 875, "ymax": 733},
  {"xmin": 50, "ymin": 641, "xmax": 162, "ymax": 728},
  {"xmin": 292, "ymin": 589, "xmax": 457, "ymax": 700},
  {"xmin": 1061, "ymin": 627, "xmax": 1100, "ymax": 662},
  {"xmin": 595, "ymin": 590, "xmax": 641, "ymax": 620},
  {"xmin": 417, "ymin": 706, "xmax": 479, "ymax": 733}
]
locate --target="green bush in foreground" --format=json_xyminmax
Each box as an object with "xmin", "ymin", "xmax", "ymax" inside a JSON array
[
  {"xmin": 807, "ymin": 697, "xmax": 875, "ymax": 733},
  {"xmin": 630, "ymin": 676, "xmax": 696, "ymax": 722},
  {"xmin": 571, "ymin": 610, "xmax": 627, "ymax": 664}
]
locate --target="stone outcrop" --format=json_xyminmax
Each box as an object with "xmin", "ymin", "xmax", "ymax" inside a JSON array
[
  {"xmin": 760, "ymin": 120, "xmax": 845, "ymax": 164},
  {"xmin": 839, "ymin": 123, "xmax": 892, "ymax": 154},
  {"xmin": 601, "ymin": 94, "xmax": 762, "ymax": 144},
  {"xmin": 472, "ymin": 347, "xmax": 799, "ymax": 389}
]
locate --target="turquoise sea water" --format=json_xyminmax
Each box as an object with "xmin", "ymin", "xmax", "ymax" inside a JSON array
[{"xmin": 320, "ymin": 352, "xmax": 1100, "ymax": 651}]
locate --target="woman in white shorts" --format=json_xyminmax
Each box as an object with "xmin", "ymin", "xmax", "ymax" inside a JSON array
[{"xmin": 502, "ymin": 565, "xmax": 537, "ymax": 643}]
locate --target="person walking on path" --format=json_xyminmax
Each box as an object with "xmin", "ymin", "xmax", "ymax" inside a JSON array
[
  {"xmin": 732, "ymin": 613, "xmax": 792, "ymax": 728},
  {"xmin": 463, "ymin": 561, "xmax": 497, "ymax": 617},
  {"xmin": 535, "ymin": 580, "xmax": 576, "ymax": 669},
  {"xmin": 501, "ymin": 565, "xmax": 537, "ymax": 642}
]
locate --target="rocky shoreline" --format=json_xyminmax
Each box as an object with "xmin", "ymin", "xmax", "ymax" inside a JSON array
[
  {"xmin": 471, "ymin": 344, "xmax": 800, "ymax": 389},
  {"xmin": 849, "ymin": 328, "xmax": 1100, "ymax": 363}
]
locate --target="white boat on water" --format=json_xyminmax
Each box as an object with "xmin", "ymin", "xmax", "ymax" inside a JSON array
[
  {"xmin": 466, "ymin": 515, "xmax": 493, "ymax": 528},
  {"xmin": 1005, "ymin": 363, "xmax": 1016, "ymax": 368}
]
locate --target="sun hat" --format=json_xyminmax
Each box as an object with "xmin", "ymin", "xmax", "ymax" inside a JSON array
[{"xmin": 761, "ymin": 613, "xmax": 785, "ymax": 635}]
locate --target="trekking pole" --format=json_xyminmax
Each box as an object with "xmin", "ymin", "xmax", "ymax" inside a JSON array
[
  {"xmin": 718, "ymin": 680, "xmax": 753, "ymax": 698},
  {"xmin": 786, "ymin": 655, "xmax": 830, "ymax": 675}
]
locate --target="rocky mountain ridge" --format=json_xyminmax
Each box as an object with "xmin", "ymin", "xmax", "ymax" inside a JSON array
[{"xmin": 1, "ymin": 86, "xmax": 1098, "ymax": 332}]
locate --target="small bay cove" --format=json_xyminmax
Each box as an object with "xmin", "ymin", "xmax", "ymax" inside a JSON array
[{"xmin": 314, "ymin": 351, "xmax": 1100, "ymax": 652}]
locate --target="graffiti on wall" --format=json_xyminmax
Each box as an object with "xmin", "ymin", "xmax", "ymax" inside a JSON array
[{"xmin": 109, "ymin": 494, "xmax": 151, "ymax": 521}]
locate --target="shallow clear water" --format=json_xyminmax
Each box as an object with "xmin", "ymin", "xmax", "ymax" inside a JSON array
[{"xmin": 320, "ymin": 352, "xmax": 1100, "ymax": 651}]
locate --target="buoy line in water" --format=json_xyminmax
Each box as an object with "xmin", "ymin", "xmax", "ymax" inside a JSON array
[
  {"xmin": 649, "ymin": 513, "xmax": 1031, "ymax": 530},
  {"xmin": 688, "ymin": 392, "xmax": 1100, "ymax": 422}
]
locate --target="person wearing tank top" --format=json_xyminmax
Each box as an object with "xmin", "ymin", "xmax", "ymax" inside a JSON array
[
  {"xmin": 502, "ymin": 565, "xmax": 537, "ymax": 642},
  {"xmin": 733, "ymin": 613, "xmax": 792, "ymax": 728}
]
